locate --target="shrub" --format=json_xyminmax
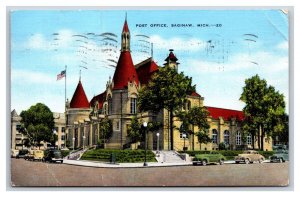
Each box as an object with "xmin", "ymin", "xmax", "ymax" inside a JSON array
[
  {"xmin": 218, "ymin": 142, "xmax": 226, "ymax": 150},
  {"xmin": 80, "ymin": 149, "xmax": 156, "ymax": 163},
  {"xmin": 61, "ymin": 150, "xmax": 70, "ymax": 157}
]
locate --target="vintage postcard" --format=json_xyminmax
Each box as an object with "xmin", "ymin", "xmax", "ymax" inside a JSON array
[{"xmin": 10, "ymin": 9, "xmax": 289, "ymax": 187}]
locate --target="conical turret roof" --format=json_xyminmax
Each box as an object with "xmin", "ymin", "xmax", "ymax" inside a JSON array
[
  {"xmin": 70, "ymin": 80, "xmax": 90, "ymax": 108},
  {"xmin": 112, "ymin": 51, "xmax": 139, "ymax": 90},
  {"xmin": 122, "ymin": 19, "xmax": 129, "ymax": 33}
]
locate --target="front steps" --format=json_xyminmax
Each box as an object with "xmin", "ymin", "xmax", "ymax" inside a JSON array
[{"xmin": 155, "ymin": 151, "xmax": 187, "ymax": 163}]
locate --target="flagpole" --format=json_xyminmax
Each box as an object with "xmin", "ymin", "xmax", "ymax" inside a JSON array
[
  {"xmin": 65, "ymin": 65, "xmax": 67, "ymax": 111},
  {"xmin": 65, "ymin": 65, "xmax": 67, "ymax": 150}
]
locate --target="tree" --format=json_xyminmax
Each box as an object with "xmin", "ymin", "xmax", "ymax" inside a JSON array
[
  {"xmin": 240, "ymin": 75, "xmax": 286, "ymax": 150},
  {"xmin": 138, "ymin": 66, "xmax": 195, "ymax": 150},
  {"xmin": 99, "ymin": 117, "xmax": 113, "ymax": 145},
  {"xmin": 176, "ymin": 106, "xmax": 210, "ymax": 150},
  {"xmin": 128, "ymin": 116, "xmax": 162, "ymax": 149},
  {"xmin": 127, "ymin": 116, "xmax": 143, "ymax": 148},
  {"xmin": 188, "ymin": 107, "xmax": 210, "ymax": 150},
  {"xmin": 19, "ymin": 103, "xmax": 55, "ymax": 149},
  {"xmin": 195, "ymin": 130, "xmax": 211, "ymax": 150},
  {"xmin": 272, "ymin": 114, "xmax": 288, "ymax": 145}
]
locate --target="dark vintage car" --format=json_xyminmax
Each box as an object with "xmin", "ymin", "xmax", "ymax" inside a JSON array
[
  {"xmin": 16, "ymin": 150, "xmax": 28, "ymax": 159},
  {"xmin": 192, "ymin": 151, "xmax": 226, "ymax": 166},
  {"xmin": 270, "ymin": 149, "xmax": 289, "ymax": 163},
  {"xmin": 43, "ymin": 150, "xmax": 63, "ymax": 163}
]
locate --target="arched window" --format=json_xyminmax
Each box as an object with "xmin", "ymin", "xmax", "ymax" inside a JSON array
[
  {"xmin": 108, "ymin": 95, "xmax": 112, "ymax": 114},
  {"xmin": 212, "ymin": 129, "xmax": 218, "ymax": 144},
  {"xmin": 236, "ymin": 131, "xmax": 241, "ymax": 145},
  {"xmin": 224, "ymin": 130, "xmax": 230, "ymax": 145},
  {"xmin": 247, "ymin": 133, "xmax": 252, "ymax": 145}
]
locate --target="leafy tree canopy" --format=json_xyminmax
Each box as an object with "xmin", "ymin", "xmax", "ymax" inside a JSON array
[
  {"xmin": 19, "ymin": 103, "xmax": 55, "ymax": 147},
  {"xmin": 99, "ymin": 117, "xmax": 113, "ymax": 141},
  {"xmin": 138, "ymin": 66, "xmax": 195, "ymax": 113},
  {"xmin": 240, "ymin": 74, "xmax": 286, "ymax": 150}
]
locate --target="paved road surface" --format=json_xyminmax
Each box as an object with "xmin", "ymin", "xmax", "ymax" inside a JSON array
[{"xmin": 10, "ymin": 158, "xmax": 289, "ymax": 187}]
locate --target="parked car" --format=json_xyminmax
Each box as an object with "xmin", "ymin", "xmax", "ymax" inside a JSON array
[
  {"xmin": 16, "ymin": 150, "xmax": 28, "ymax": 159},
  {"xmin": 43, "ymin": 150, "xmax": 63, "ymax": 163},
  {"xmin": 25, "ymin": 150, "xmax": 44, "ymax": 161},
  {"xmin": 192, "ymin": 151, "xmax": 226, "ymax": 166},
  {"xmin": 270, "ymin": 149, "xmax": 289, "ymax": 163},
  {"xmin": 235, "ymin": 150, "xmax": 265, "ymax": 164},
  {"xmin": 24, "ymin": 150, "xmax": 34, "ymax": 160}
]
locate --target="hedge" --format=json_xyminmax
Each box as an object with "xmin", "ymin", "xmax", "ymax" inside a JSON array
[
  {"xmin": 61, "ymin": 150, "xmax": 70, "ymax": 158},
  {"xmin": 179, "ymin": 150, "xmax": 274, "ymax": 160},
  {"xmin": 81, "ymin": 149, "xmax": 156, "ymax": 163}
]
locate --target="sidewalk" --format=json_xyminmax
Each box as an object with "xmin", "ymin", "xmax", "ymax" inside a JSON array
[
  {"xmin": 63, "ymin": 159, "xmax": 193, "ymax": 168},
  {"xmin": 62, "ymin": 159, "xmax": 243, "ymax": 168}
]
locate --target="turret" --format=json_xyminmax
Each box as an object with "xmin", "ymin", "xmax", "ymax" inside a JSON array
[
  {"xmin": 121, "ymin": 15, "xmax": 130, "ymax": 52},
  {"xmin": 164, "ymin": 49, "xmax": 180, "ymax": 71}
]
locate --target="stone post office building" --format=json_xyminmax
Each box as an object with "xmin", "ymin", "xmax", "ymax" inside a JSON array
[{"xmin": 64, "ymin": 18, "xmax": 273, "ymax": 152}]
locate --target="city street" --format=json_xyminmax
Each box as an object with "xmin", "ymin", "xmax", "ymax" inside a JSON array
[{"xmin": 11, "ymin": 158, "xmax": 289, "ymax": 187}]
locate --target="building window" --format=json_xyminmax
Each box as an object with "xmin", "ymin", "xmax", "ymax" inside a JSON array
[
  {"xmin": 16, "ymin": 124, "xmax": 21, "ymax": 131},
  {"xmin": 130, "ymin": 98, "xmax": 137, "ymax": 114},
  {"xmin": 247, "ymin": 133, "xmax": 252, "ymax": 145},
  {"xmin": 212, "ymin": 129, "xmax": 218, "ymax": 144},
  {"xmin": 236, "ymin": 131, "xmax": 241, "ymax": 145},
  {"xmin": 108, "ymin": 95, "xmax": 112, "ymax": 114},
  {"xmin": 180, "ymin": 132, "xmax": 188, "ymax": 139},
  {"xmin": 61, "ymin": 135, "xmax": 65, "ymax": 141},
  {"xmin": 103, "ymin": 104, "xmax": 108, "ymax": 115},
  {"xmin": 62, "ymin": 127, "xmax": 65, "ymax": 133},
  {"xmin": 224, "ymin": 130, "xmax": 230, "ymax": 145},
  {"xmin": 116, "ymin": 120, "xmax": 120, "ymax": 131}
]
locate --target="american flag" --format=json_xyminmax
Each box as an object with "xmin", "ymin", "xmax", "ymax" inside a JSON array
[{"xmin": 57, "ymin": 70, "xmax": 66, "ymax": 80}]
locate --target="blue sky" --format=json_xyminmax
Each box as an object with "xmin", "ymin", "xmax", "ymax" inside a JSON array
[{"xmin": 10, "ymin": 9, "xmax": 289, "ymax": 114}]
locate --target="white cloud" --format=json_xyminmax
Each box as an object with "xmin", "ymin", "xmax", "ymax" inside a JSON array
[
  {"xmin": 21, "ymin": 29, "xmax": 78, "ymax": 51},
  {"xmin": 12, "ymin": 69, "xmax": 55, "ymax": 84},
  {"xmin": 149, "ymin": 35, "xmax": 205, "ymax": 52},
  {"xmin": 276, "ymin": 41, "xmax": 288, "ymax": 51},
  {"xmin": 26, "ymin": 33, "xmax": 50, "ymax": 50}
]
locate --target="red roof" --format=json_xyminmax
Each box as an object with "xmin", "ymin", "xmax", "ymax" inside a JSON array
[
  {"xmin": 206, "ymin": 106, "xmax": 244, "ymax": 121},
  {"xmin": 165, "ymin": 51, "xmax": 178, "ymax": 62},
  {"xmin": 190, "ymin": 91, "xmax": 201, "ymax": 97},
  {"xmin": 113, "ymin": 51, "xmax": 139, "ymax": 90},
  {"xmin": 136, "ymin": 59, "xmax": 159, "ymax": 85},
  {"xmin": 70, "ymin": 81, "xmax": 90, "ymax": 108},
  {"xmin": 122, "ymin": 20, "xmax": 129, "ymax": 33},
  {"xmin": 90, "ymin": 91, "xmax": 106, "ymax": 109}
]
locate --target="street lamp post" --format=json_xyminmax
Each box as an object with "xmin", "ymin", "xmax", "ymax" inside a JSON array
[
  {"xmin": 156, "ymin": 132, "xmax": 160, "ymax": 154},
  {"xmin": 83, "ymin": 136, "xmax": 86, "ymax": 149},
  {"xmin": 72, "ymin": 137, "xmax": 75, "ymax": 151},
  {"xmin": 143, "ymin": 121, "xmax": 148, "ymax": 167},
  {"xmin": 182, "ymin": 133, "xmax": 187, "ymax": 153}
]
